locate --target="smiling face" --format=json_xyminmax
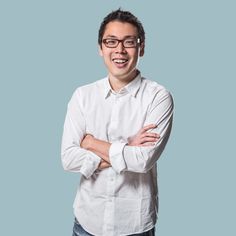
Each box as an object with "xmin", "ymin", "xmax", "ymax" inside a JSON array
[{"xmin": 99, "ymin": 21, "xmax": 144, "ymax": 84}]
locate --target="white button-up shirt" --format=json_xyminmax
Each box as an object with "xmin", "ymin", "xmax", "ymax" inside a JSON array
[{"xmin": 61, "ymin": 72, "xmax": 174, "ymax": 236}]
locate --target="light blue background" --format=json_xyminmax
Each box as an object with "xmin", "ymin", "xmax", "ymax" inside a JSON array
[{"xmin": 1, "ymin": 0, "xmax": 235, "ymax": 235}]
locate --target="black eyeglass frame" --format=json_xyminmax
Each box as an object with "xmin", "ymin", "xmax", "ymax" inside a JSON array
[{"xmin": 102, "ymin": 38, "xmax": 141, "ymax": 48}]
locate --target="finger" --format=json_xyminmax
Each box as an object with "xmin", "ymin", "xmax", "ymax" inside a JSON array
[
  {"xmin": 142, "ymin": 132, "xmax": 160, "ymax": 138},
  {"xmin": 141, "ymin": 137, "xmax": 159, "ymax": 143},
  {"xmin": 141, "ymin": 124, "xmax": 157, "ymax": 133},
  {"xmin": 140, "ymin": 142, "xmax": 156, "ymax": 147},
  {"xmin": 140, "ymin": 132, "xmax": 159, "ymax": 138}
]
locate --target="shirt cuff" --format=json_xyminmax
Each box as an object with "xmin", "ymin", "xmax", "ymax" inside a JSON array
[
  {"xmin": 80, "ymin": 151, "xmax": 101, "ymax": 179},
  {"xmin": 109, "ymin": 142, "xmax": 127, "ymax": 174}
]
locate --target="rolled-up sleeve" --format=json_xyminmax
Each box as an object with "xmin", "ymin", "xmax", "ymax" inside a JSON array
[
  {"xmin": 110, "ymin": 90, "xmax": 174, "ymax": 174},
  {"xmin": 61, "ymin": 89, "xmax": 101, "ymax": 179},
  {"xmin": 109, "ymin": 142, "xmax": 127, "ymax": 173}
]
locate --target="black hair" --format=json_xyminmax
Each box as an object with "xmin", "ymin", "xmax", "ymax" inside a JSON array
[{"xmin": 98, "ymin": 8, "xmax": 145, "ymax": 47}]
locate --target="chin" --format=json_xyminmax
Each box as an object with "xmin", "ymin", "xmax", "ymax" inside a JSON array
[
  {"xmin": 112, "ymin": 68, "xmax": 136, "ymax": 78},
  {"xmin": 113, "ymin": 72, "xmax": 131, "ymax": 79}
]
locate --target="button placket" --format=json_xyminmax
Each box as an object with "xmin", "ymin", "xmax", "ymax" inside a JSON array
[
  {"xmin": 103, "ymin": 168, "xmax": 116, "ymax": 235},
  {"xmin": 108, "ymin": 94, "xmax": 120, "ymax": 142}
]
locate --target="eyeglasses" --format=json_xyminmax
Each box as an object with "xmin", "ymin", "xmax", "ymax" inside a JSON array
[{"xmin": 102, "ymin": 38, "xmax": 140, "ymax": 48}]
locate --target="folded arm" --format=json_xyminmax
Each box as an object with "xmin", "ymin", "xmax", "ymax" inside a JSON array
[
  {"xmin": 81, "ymin": 124, "xmax": 159, "ymax": 170},
  {"xmin": 82, "ymin": 91, "xmax": 174, "ymax": 174},
  {"xmin": 61, "ymin": 90, "xmax": 101, "ymax": 178}
]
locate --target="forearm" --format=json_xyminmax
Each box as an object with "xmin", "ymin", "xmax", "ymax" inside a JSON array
[
  {"xmin": 61, "ymin": 136, "xmax": 101, "ymax": 178},
  {"xmin": 124, "ymin": 121, "xmax": 172, "ymax": 172},
  {"xmin": 87, "ymin": 137, "xmax": 111, "ymax": 163},
  {"xmin": 109, "ymin": 118, "xmax": 172, "ymax": 174}
]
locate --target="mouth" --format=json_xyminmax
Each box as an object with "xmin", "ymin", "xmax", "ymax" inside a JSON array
[{"xmin": 112, "ymin": 58, "xmax": 129, "ymax": 67}]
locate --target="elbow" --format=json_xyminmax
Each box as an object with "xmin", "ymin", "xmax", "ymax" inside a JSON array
[
  {"xmin": 61, "ymin": 151, "xmax": 74, "ymax": 172},
  {"xmin": 61, "ymin": 153, "xmax": 70, "ymax": 171},
  {"xmin": 62, "ymin": 162, "xmax": 70, "ymax": 172},
  {"xmin": 134, "ymin": 148, "xmax": 158, "ymax": 173},
  {"xmin": 140, "ymin": 156, "xmax": 159, "ymax": 173},
  {"xmin": 140, "ymin": 132, "xmax": 171, "ymax": 172},
  {"xmin": 133, "ymin": 161, "xmax": 154, "ymax": 174},
  {"xmin": 138, "ymin": 165, "xmax": 150, "ymax": 174},
  {"xmin": 61, "ymin": 145, "xmax": 80, "ymax": 172}
]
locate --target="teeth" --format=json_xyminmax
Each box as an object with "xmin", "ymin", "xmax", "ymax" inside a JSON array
[{"xmin": 113, "ymin": 59, "xmax": 127, "ymax": 64}]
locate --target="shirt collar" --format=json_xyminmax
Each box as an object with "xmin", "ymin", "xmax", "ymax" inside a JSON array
[{"xmin": 103, "ymin": 71, "xmax": 142, "ymax": 99}]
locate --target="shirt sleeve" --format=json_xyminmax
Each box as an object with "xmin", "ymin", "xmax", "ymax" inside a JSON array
[
  {"xmin": 61, "ymin": 89, "xmax": 101, "ymax": 179},
  {"xmin": 109, "ymin": 90, "xmax": 174, "ymax": 174}
]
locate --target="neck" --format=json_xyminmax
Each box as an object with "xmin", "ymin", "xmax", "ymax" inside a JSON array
[{"xmin": 108, "ymin": 70, "xmax": 139, "ymax": 92}]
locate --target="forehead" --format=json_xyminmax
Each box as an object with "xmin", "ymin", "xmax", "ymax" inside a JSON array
[{"xmin": 103, "ymin": 21, "xmax": 138, "ymax": 38}]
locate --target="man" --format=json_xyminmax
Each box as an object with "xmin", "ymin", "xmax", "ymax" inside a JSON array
[{"xmin": 61, "ymin": 9, "xmax": 174, "ymax": 236}]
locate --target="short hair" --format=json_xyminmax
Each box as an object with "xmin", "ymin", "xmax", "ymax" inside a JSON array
[{"xmin": 98, "ymin": 9, "xmax": 145, "ymax": 47}]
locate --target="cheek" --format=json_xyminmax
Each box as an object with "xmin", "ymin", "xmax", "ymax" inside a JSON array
[
  {"xmin": 103, "ymin": 54, "xmax": 113, "ymax": 67},
  {"xmin": 130, "ymin": 51, "xmax": 139, "ymax": 63},
  {"xmin": 101, "ymin": 51, "xmax": 112, "ymax": 60},
  {"xmin": 99, "ymin": 47, "xmax": 111, "ymax": 57}
]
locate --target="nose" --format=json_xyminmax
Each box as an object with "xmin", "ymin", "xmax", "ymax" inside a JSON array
[{"xmin": 115, "ymin": 41, "xmax": 126, "ymax": 53}]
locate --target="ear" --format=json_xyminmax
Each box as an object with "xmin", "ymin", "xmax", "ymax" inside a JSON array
[
  {"xmin": 98, "ymin": 45, "xmax": 103, "ymax": 57},
  {"xmin": 139, "ymin": 42, "xmax": 145, "ymax": 57}
]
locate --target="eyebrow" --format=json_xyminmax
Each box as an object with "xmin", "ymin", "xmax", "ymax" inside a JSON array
[{"xmin": 105, "ymin": 35, "xmax": 137, "ymax": 39}]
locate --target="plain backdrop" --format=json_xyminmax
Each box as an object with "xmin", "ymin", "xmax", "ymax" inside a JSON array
[{"xmin": 0, "ymin": 0, "xmax": 235, "ymax": 235}]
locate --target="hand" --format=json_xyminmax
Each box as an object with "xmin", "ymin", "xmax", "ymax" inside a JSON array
[
  {"xmin": 128, "ymin": 124, "xmax": 160, "ymax": 147},
  {"xmin": 81, "ymin": 134, "xmax": 94, "ymax": 150},
  {"xmin": 97, "ymin": 159, "xmax": 111, "ymax": 170}
]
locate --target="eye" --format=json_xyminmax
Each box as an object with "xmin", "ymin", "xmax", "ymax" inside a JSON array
[
  {"xmin": 105, "ymin": 39, "xmax": 117, "ymax": 46},
  {"xmin": 124, "ymin": 39, "xmax": 136, "ymax": 47}
]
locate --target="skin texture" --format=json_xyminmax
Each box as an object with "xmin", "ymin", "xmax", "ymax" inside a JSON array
[{"xmin": 81, "ymin": 21, "xmax": 159, "ymax": 170}]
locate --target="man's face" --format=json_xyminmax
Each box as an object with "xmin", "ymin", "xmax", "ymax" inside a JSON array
[{"xmin": 99, "ymin": 21, "xmax": 144, "ymax": 81}]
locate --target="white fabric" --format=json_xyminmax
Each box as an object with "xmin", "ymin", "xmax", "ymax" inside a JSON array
[{"xmin": 61, "ymin": 72, "xmax": 174, "ymax": 236}]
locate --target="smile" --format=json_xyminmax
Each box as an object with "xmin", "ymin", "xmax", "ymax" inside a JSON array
[{"xmin": 112, "ymin": 59, "xmax": 128, "ymax": 64}]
